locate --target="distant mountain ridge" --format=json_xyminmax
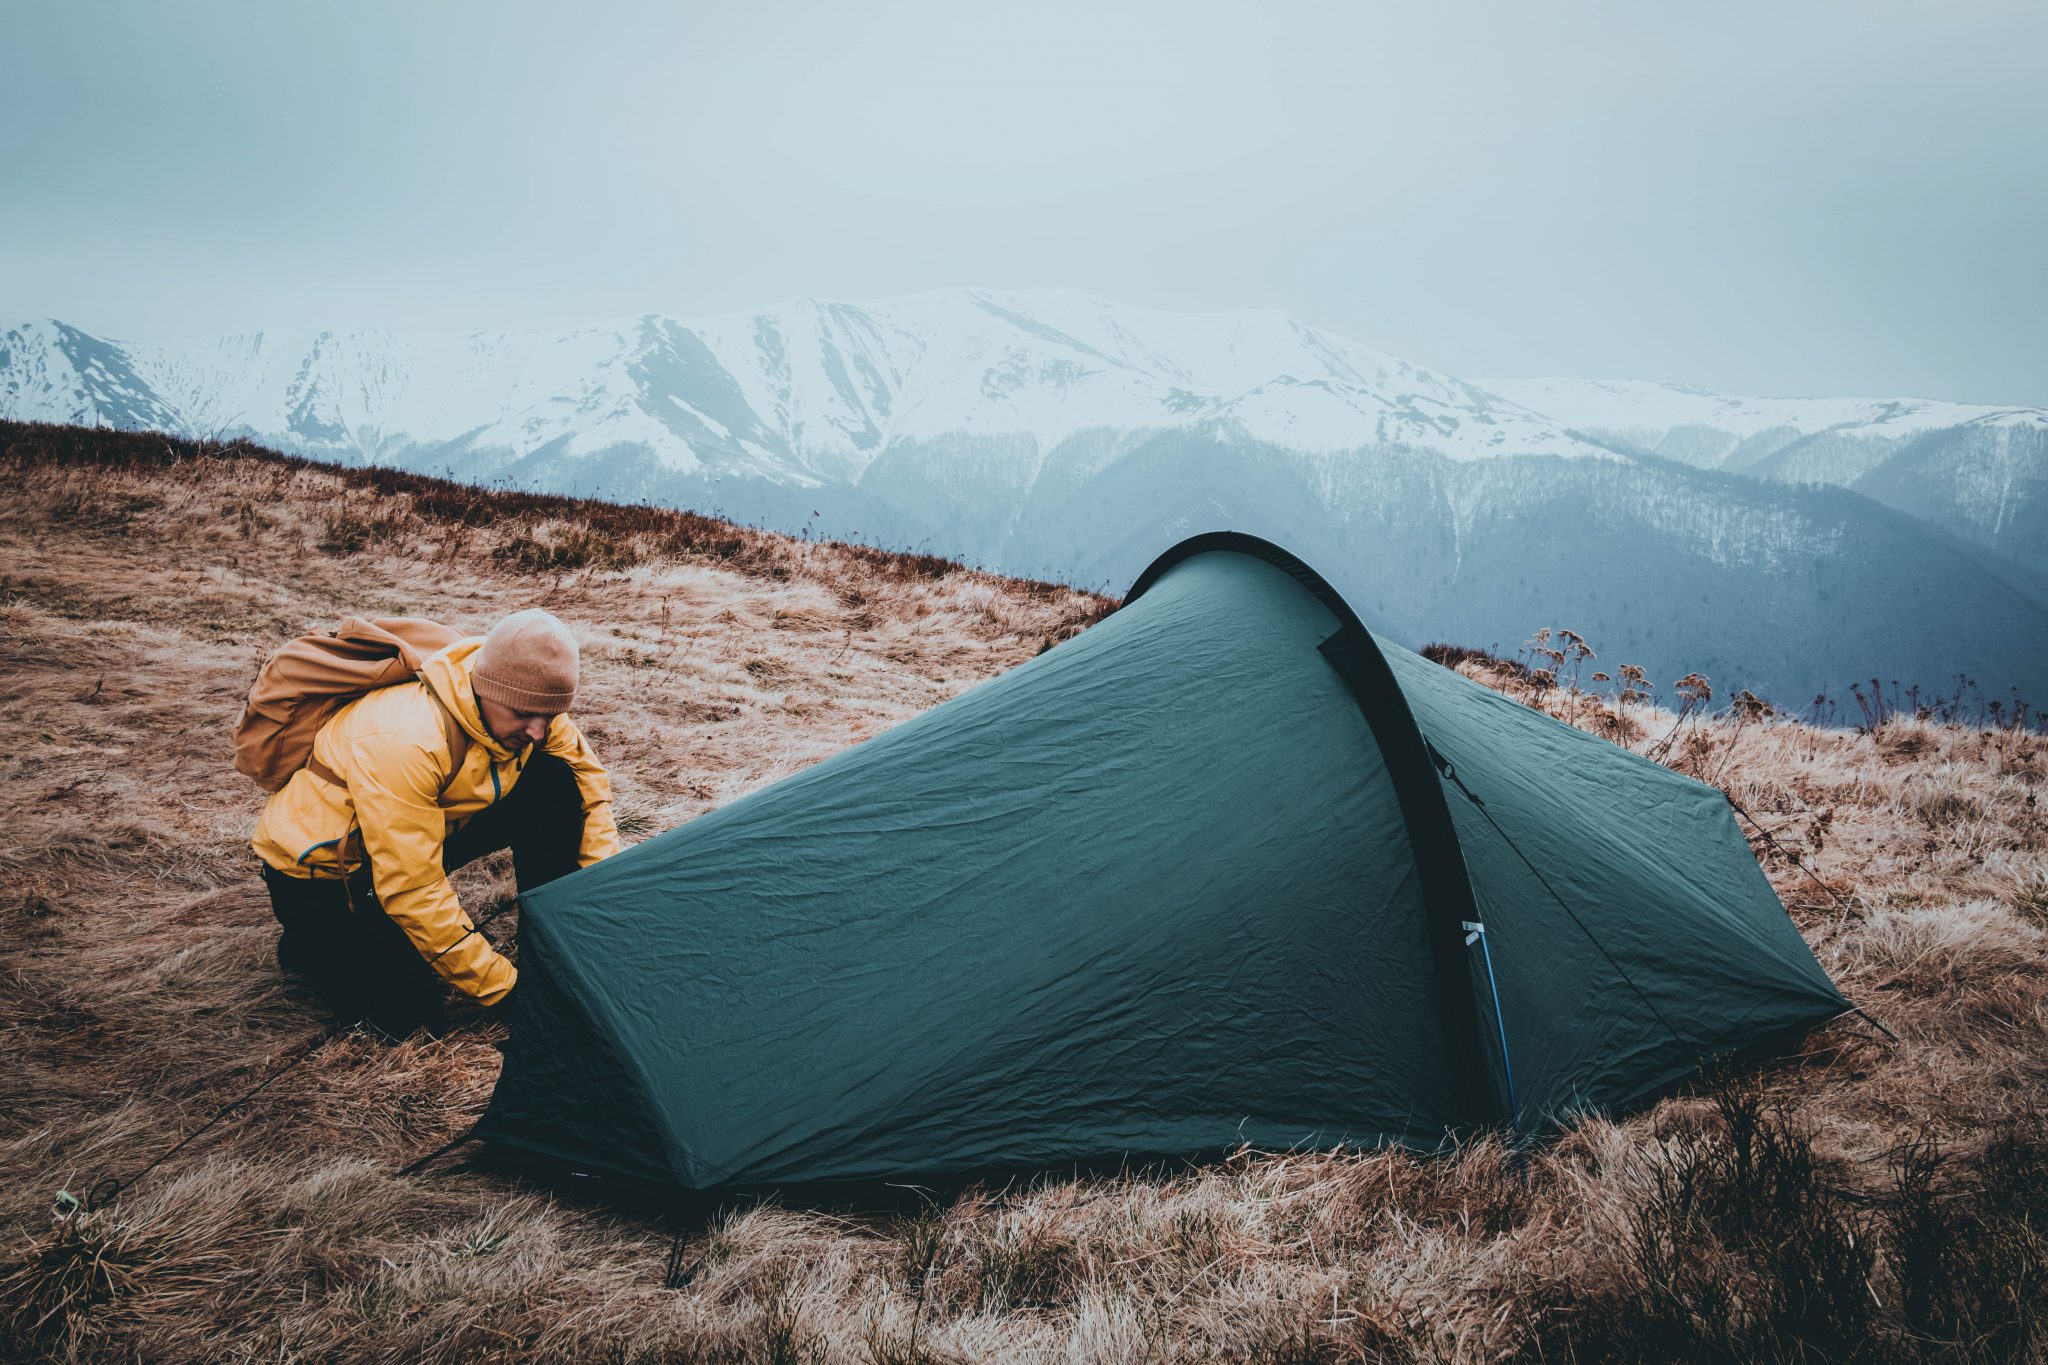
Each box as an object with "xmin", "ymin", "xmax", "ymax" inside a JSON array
[
  {"xmin": 1486, "ymin": 377, "xmax": 2048, "ymax": 572},
  {"xmin": 4, "ymin": 289, "xmax": 2044, "ymax": 705}
]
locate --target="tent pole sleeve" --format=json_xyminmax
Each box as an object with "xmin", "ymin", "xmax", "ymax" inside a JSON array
[{"xmin": 1317, "ymin": 625, "xmax": 1501, "ymax": 1129}]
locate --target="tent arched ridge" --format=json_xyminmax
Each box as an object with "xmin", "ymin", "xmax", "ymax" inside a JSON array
[{"xmin": 1125, "ymin": 531, "xmax": 1501, "ymax": 1127}]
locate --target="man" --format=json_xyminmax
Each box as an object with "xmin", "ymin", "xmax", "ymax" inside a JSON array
[{"xmin": 251, "ymin": 608, "xmax": 620, "ymax": 1037}]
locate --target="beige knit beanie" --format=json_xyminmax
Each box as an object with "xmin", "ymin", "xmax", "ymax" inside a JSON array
[{"xmin": 472, "ymin": 609, "xmax": 579, "ymax": 713}]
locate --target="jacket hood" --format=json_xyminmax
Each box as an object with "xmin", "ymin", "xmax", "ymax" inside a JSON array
[{"xmin": 420, "ymin": 639, "xmax": 519, "ymax": 760}]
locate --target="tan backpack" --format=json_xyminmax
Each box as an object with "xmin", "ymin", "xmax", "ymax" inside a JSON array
[{"xmin": 234, "ymin": 616, "xmax": 472, "ymax": 793}]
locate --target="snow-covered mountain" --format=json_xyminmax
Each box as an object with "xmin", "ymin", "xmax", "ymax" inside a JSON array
[
  {"xmin": 5, "ymin": 290, "xmax": 2045, "ymax": 706},
  {"xmin": 2, "ymin": 291, "xmax": 1600, "ymax": 479},
  {"xmin": 1488, "ymin": 377, "xmax": 2048, "ymax": 572}
]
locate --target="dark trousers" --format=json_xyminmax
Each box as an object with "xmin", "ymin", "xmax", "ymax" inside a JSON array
[{"xmin": 262, "ymin": 751, "xmax": 587, "ymax": 1039}]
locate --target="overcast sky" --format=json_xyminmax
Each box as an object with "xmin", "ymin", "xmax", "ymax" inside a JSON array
[{"xmin": 3, "ymin": 0, "xmax": 2043, "ymax": 404}]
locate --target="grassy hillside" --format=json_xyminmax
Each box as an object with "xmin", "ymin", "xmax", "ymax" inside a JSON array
[{"xmin": 1, "ymin": 422, "xmax": 2043, "ymax": 1362}]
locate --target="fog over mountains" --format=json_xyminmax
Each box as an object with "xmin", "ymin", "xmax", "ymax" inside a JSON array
[{"xmin": 5, "ymin": 289, "xmax": 2045, "ymax": 708}]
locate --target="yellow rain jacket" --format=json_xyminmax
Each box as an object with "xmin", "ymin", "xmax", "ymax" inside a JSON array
[{"xmin": 252, "ymin": 639, "xmax": 621, "ymax": 1004}]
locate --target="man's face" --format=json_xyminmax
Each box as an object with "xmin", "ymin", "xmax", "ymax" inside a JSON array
[{"xmin": 477, "ymin": 695, "xmax": 558, "ymax": 751}]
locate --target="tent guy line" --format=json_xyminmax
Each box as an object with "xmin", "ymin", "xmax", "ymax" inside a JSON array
[{"xmin": 80, "ymin": 898, "xmax": 522, "ymax": 1212}]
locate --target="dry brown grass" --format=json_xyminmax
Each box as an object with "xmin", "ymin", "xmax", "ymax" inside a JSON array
[{"xmin": 2, "ymin": 423, "xmax": 2043, "ymax": 1362}]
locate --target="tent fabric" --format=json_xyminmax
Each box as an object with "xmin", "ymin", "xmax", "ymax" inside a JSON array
[
  {"xmin": 1380, "ymin": 643, "xmax": 1846, "ymax": 1128},
  {"xmin": 477, "ymin": 533, "xmax": 1848, "ymax": 1190}
]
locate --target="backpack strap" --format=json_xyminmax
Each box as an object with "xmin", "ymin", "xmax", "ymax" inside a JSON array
[
  {"xmin": 297, "ymin": 683, "xmax": 474, "ymax": 800},
  {"xmin": 431, "ymin": 690, "xmax": 473, "ymax": 797},
  {"xmin": 304, "ymin": 751, "xmax": 345, "ymax": 790}
]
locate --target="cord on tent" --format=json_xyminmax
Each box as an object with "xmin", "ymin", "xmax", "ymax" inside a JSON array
[
  {"xmin": 84, "ymin": 1024, "xmax": 340, "ymax": 1212},
  {"xmin": 397, "ymin": 1128, "xmax": 482, "ymax": 1178},
  {"xmin": 81, "ymin": 898, "xmax": 521, "ymax": 1213},
  {"xmin": 1428, "ymin": 742, "xmax": 1689, "ymax": 1052},
  {"xmin": 1428, "ymin": 750, "xmax": 1902, "ymax": 1063},
  {"xmin": 1727, "ymin": 794, "xmax": 1860, "ymax": 917},
  {"xmin": 1725, "ymin": 796, "xmax": 1901, "ymax": 1045},
  {"xmin": 1427, "ymin": 736, "xmax": 1699, "ymax": 1172},
  {"xmin": 665, "ymin": 1232, "xmax": 702, "ymax": 1289}
]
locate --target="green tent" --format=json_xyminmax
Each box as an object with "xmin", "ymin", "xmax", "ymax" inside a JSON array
[{"xmin": 479, "ymin": 533, "xmax": 1848, "ymax": 1190}]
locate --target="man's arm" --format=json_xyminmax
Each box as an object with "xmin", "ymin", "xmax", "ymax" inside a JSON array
[
  {"xmin": 347, "ymin": 728, "xmax": 517, "ymax": 1004},
  {"xmin": 544, "ymin": 715, "xmax": 623, "ymax": 866}
]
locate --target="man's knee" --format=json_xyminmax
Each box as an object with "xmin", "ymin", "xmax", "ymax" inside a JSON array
[
  {"xmin": 264, "ymin": 865, "xmax": 348, "ymax": 968},
  {"xmin": 263, "ymin": 865, "xmax": 443, "ymax": 1037}
]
